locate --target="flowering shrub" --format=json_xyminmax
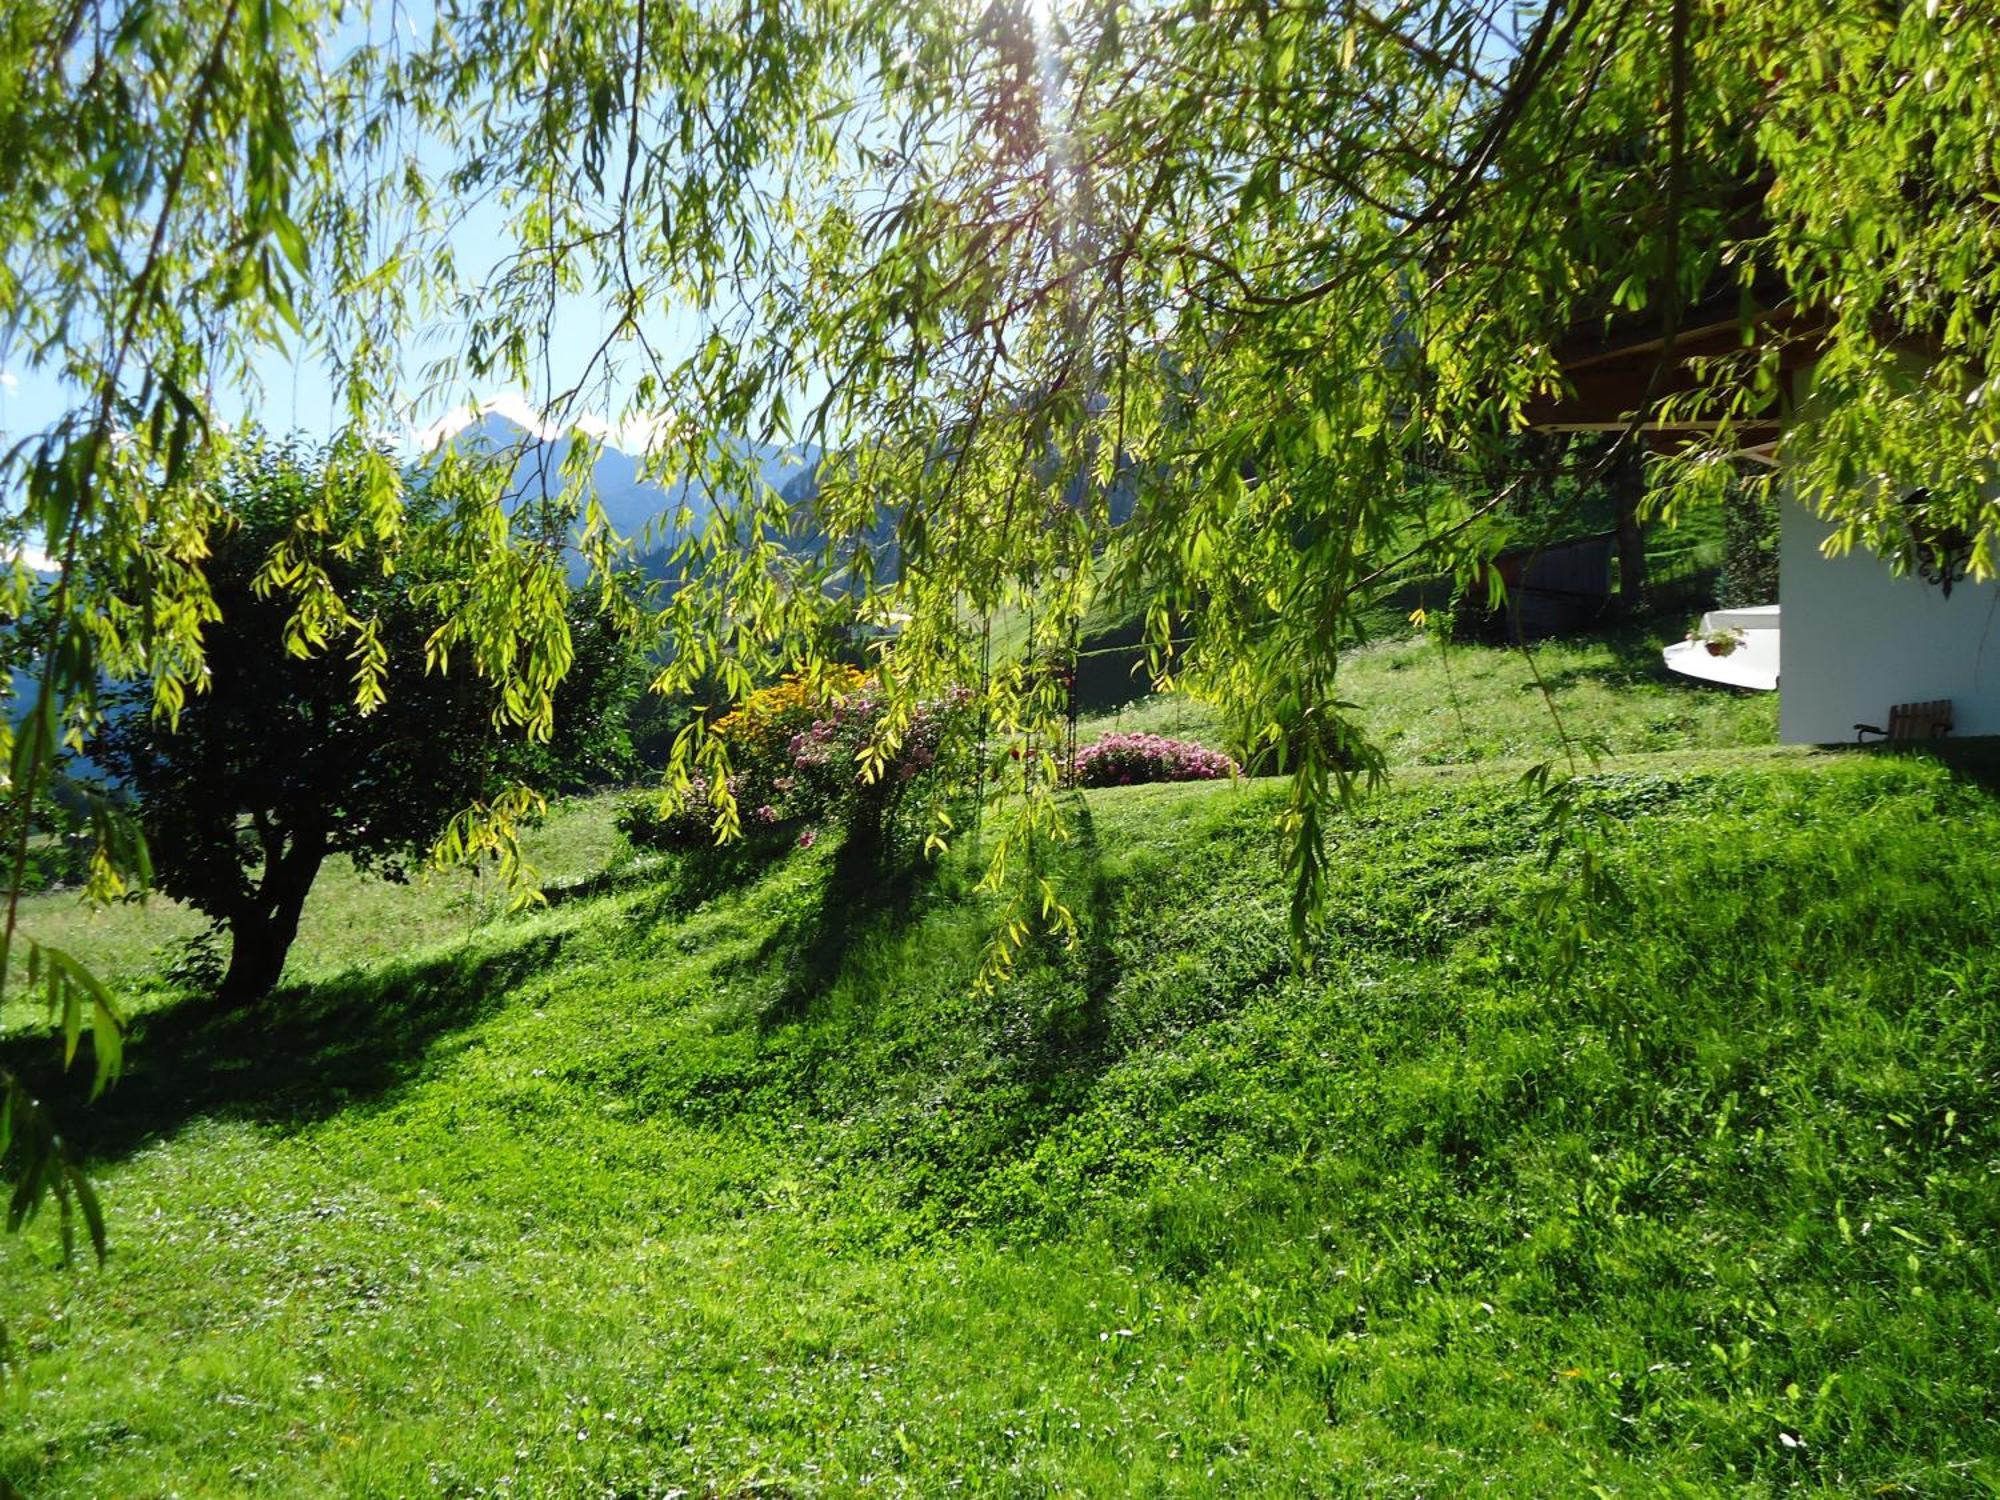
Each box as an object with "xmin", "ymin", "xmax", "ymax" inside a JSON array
[
  {"xmin": 784, "ymin": 687, "xmax": 962, "ymax": 784},
  {"xmin": 615, "ymin": 770, "xmax": 749, "ymax": 850},
  {"xmin": 620, "ymin": 678, "xmax": 974, "ymax": 857},
  {"xmin": 1073, "ymin": 733, "xmax": 1236, "ymax": 788},
  {"xmin": 777, "ymin": 685, "xmax": 971, "ymax": 846},
  {"xmin": 712, "ymin": 666, "xmax": 871, "ymax": 768}
]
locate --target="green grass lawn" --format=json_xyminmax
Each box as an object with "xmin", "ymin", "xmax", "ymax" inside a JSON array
[
  {"xmin": 0, "ymin": 747, "xmax": 1994, "ymax": 1495},
  {"xmin": 37, "ymin": 625, "xmax": 1770, "ymax": 1002},
  {"xmin": 1345, "ymin": 626, "xmax": 1776, "ymax": 763},
  {"xmin": 8, "ymin": 792, "xmax": 632, "ymax": 997},
  {"xmin": 1082, "ymin": 625, "xmax": 1777, "ymax": 766}
]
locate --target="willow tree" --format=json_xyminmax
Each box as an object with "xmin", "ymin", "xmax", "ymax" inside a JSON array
[
  {"xmin": 588, "ymin": 0, "xmax": 2000, "ymax": 957},
  {"xmin": 0, "ymin": 0, "xmax": 843, "ymax": 1288},
  {"xmin": 1, "ymin": 0, "xmax": 1996, "ymax": 1259},
  {"xmin": 268, "ymin": 0, "xmax": 1990, "ymax": 970}
]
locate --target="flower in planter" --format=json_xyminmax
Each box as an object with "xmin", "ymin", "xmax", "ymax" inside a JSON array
[{"xmin": 1687, "ymin": 623, "xmax": 1745, "ymax": 658}]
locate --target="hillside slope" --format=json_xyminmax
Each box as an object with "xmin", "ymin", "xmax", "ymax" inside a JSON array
[{"xmin": 2, "ymin": 752, "xmax": 1996, "ymax": 1495}]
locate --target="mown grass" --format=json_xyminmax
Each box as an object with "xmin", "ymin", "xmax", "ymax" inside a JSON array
[
  {"xmin": 0, "ymin": 746, "xmax": 1993, "ymax": 1495},
  {"xmin": 1344, "ymin": 626, "xmax": 1776, "ymax": 763},
  {"xmin": 1082, "ymin": 625, "xmax": 1776, "ymax": 766},
  {"xmin": 32, "ymin": 623, "xmax": 1769, "ymax": 1004},
  {"xmin": 7, "ymin": 792, "xmax": 630, "ymax": 996}
]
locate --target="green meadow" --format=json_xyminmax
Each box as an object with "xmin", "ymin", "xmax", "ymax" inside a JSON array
[{"xmin": 1, "ymin": 704, "xmax": 1994, "ymax": 1493}]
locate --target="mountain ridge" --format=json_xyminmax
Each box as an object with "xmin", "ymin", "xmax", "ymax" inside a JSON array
[{"xmin": 428, "ymin": 405, "xmax": 821, "ymax": 574}]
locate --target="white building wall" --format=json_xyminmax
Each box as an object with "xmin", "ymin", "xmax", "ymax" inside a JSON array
[{"xmin": 1779, "ymin": 496, "xmax": 2000, "ymax": 742}]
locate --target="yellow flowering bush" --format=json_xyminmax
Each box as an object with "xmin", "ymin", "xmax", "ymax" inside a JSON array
[
  {"xmin": 711, "ymin": 666, "xmax": 871, "ymax": 768},
  {"xmin": 622, "ymin": 667, "xmax": 973, "ymax": 858}
]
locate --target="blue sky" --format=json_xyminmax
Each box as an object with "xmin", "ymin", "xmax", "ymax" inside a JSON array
[
  {"xmin": 0, "ymin": 193, "xmax": 684, "ymax": 456},
  {"xmin": 0, "ymin": 0, "xmax": 718, "ymax": 461}
]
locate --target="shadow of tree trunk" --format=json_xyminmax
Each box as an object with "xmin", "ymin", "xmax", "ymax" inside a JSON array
[
  {"xmin": 0, "ymin": 927, "xmax": 570, "ymax": 1167},
  {"xmin": 764, "ymin": 806, "xmax": 922, "ymax": 1021}
]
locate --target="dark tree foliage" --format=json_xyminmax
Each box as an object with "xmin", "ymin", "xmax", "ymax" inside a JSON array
[
  {"xmin": 0, "ymin": 770, "xmax": 127, "ymax": 893},
  {"xmin": 99, "ymin": 442, "xmax": 641, "ymax": 1004},
  {"xmin": 1717, "ymin": 480, "xmax": 1781, "ymax": 609}
]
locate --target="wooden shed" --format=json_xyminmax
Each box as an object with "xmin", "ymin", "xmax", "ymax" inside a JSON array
[{"xmin": 1463, "ymin": 530, "xmax": 1617, "ymax": 639}]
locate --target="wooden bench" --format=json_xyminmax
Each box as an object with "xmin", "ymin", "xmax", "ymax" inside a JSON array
[{"xmin": 1855, "ymin": 700, "xmax": 1953, "ymax": 743}]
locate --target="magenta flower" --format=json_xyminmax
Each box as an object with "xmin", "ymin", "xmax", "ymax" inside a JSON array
[{"xmin": 1073, "ymin": 733, "xmax": 1236, "ymax": 788}]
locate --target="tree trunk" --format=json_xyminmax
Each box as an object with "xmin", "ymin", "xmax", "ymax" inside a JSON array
[
  {"xmin": 218, "ymin": 910, "xmax": 292, "ymax": 1005},
  {"xmin": 217, "ymin": 823, "xmax": 326, "ymax": 1006},
  {"xmin": 1613, "ymin": 447, "xmax": 1649, "ymax": 613}
]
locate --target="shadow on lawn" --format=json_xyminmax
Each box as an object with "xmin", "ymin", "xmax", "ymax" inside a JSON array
[
  {"xmin": 1930, "ymin": 736, "xmax": 2000, "ymax": 802},
  {"xmin": 0, "ymin": 926, "xmax": 567, "ymax": 1167},
  {"xmin": 1013, "ymin": 793, "xmax": 1122, "ymax": 1064},
  {"xmin": 22, "ymin": 797, "xmax": 1149, "ymax": 1176},
  {"xmin": 1518, "ymin": 621, "xmax": 1719, "ymax": 693},
  {"xmin": 763, "ymin": 810, "xmax": 932, "ymax": 1022},
  {"xmin": 764, "ymin": 792, "xmax": 1123, "ymax": 1044}
]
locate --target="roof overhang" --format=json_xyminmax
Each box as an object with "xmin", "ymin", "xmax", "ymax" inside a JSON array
[{"xmin": 1524, "ymin": 292, "xmax": 1823, "ymax": 452}]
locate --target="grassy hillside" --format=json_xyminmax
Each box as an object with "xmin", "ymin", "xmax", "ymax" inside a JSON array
[
  {"xmin": 1082, "ymin": 627, "xmax": 1776, "ymax": 765},
  {"xmin": 27, "ymin": 627, "xmax": 1773, "ymax": 1001},
  {"xmin": 8, "ymin": 793, "xmax": 630, "ymax": 995},
  {"xmin": 1, "ymin": 748, "xmax": 1994, "ymax": 1495}
]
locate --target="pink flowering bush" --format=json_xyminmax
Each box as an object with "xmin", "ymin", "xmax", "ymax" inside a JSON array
[
  {"xmin": 1073, "ymin": 732, "xmax": 1236, "ymax": 788},
  {"xmin": 775, "ymin": 686, "xmax": 969, "ymax": 850}
]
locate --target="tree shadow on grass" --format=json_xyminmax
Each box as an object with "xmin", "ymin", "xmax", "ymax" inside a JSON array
[
  {"xmin": 1519, "ymin": 622, "xmax": 1712, "ymax": 693},
  {"xmin": 868, "ymin": 796, "xmax": 1132, "ymax": 1234},
  {"xmin": 1008, "ymin": 793, "xmax": 1122, "ymax": 1068},
  {"xmin": 0, "ymin": 925, "xmax": 568, "ymax": 1169},
  {"xmin": 761, "ymin": 792, "xmax": 1124, "ymax": 1037},
  {"xmin": 761, "ymin": 811, "xmax": 928, "ymax": 1023}
]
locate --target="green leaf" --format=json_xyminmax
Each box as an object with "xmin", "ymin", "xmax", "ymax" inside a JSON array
[
  {"xmin": 67, "ymin": 1165, "xmax": 108, "ymax": 1266},
  {"xmin": 39, "ymin": 948, "xmax": 124, "ymax": 1096}
]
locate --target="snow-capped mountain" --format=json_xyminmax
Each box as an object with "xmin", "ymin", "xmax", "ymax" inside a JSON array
[{"xmin": 417, "ymin": 395, "xmax": 821, "ymax": 573}]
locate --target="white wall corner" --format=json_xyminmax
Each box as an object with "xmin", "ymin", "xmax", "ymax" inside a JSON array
[{"xmin": 1778, "ymin": 495, "xmax": 2000, "ymax": 743}]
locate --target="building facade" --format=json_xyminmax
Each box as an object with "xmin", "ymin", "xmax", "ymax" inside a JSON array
[{"xmin": 1778, "ymin": 496, "xmax": 2000, "ymax": 743}]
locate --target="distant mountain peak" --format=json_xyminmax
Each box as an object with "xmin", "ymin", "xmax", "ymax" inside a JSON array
[
  {"xmin": 409, "ymin": 394, "xmax": 822, "ymax": 579},
  {"xmin": 413, "ymin": 391, "xmax": 677, "ymax": 458},
  {"xmin": 10, "ymin": 542, "xmax": 54, "ymax": 574}
]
